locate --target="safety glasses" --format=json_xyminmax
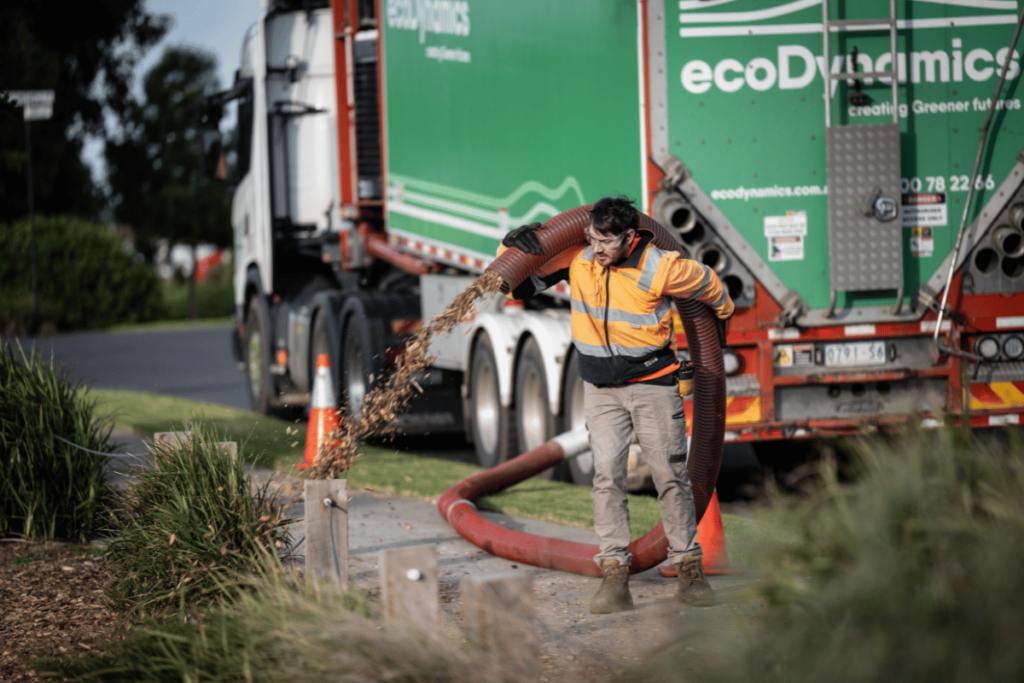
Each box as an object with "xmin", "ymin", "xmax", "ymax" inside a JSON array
[{"xmin": 584, "ymin": 228, "xmax": 631, "ymax": 248}]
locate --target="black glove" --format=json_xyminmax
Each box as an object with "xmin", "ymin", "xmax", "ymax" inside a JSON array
[
  {"xmin": 502, "ymin": 222, "xmax": 543, "ymax": 256},
  {"xmin": 716, "ymin": 316, "xmax": 728, "ymax": 349}
]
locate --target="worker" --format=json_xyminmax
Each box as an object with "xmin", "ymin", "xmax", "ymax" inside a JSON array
[{"xmin": 500, "ymin": 196, "xmax": 734, "ymax": 613}]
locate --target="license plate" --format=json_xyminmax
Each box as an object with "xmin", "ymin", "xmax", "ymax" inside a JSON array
[{"xmin": 824, "ymin": 341, "xmax": 887, "ymax": 367}]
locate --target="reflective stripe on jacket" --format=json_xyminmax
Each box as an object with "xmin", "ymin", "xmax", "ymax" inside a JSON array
[{"xmin": 568, "ymin": 230, "xmax": 734, "ymax": 386}]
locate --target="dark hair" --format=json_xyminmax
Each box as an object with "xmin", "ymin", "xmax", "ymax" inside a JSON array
[{"xmin": 589, "ymin": 195, "xmax": 639, "ymax": 236}]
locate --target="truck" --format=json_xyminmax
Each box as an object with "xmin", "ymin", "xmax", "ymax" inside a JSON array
[{"xmin": 202, "ymin": 0, "xmax": 1024, "ymax": 483}]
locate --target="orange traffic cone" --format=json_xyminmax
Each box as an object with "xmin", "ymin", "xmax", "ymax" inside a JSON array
[
  {"xmin": 297, "ymin": 354, "xmax": 340, "ymax": 471},
  {"xmin": 695, "ymin": 490, "xmax": 731, "ymax": 574},
  {"xmin": 658, "ymin": 489, "xmax": 738, "ymax": 577}
]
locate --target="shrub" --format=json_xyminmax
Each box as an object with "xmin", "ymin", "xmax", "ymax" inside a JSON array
[
  {"xmin": 0, "ymin": 215, "xmax": 166, "ymax": 332},
  {"xmin": 48, "ymin": 574, "xmax": 523, "ymax": 683},
  {"xmin": 637, "ymin": 426, "xmax": 1024, "ymax": 683},
  {"xmin": 104, "ymin": 423, "xmax": 293, "ymax": 616},
  {"xmin": 0, "ymin": 343, "xmax": 112, "ymax": 542},
  {"xmin": 161, "ymin": 265, "xmax": 234, "ymax": 320}
]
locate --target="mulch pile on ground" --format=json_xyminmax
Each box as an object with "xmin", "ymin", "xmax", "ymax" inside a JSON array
[
  {"xmin": 311, "ymin": 270, "xmax": 505, "ymax": 478},
  {"xmin": 0, "ymin": 542, "xmax": 126, "ymax": 682}
]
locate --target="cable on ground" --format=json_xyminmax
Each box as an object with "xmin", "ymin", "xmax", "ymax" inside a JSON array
[
  {"xmin": 325, "ymin": 497, "xmax": 342, "ymax": 583},
  {"xmin": 51, "ymin": 433, "xmax": 147, "ymax": 459}
]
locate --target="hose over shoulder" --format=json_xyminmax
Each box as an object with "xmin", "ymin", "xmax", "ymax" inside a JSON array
[{"xmin": 447, "ymin": 204, "xmax": 726, "ymax": 575}]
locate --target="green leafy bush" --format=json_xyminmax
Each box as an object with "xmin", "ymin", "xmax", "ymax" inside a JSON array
[
  {"xmin": 639, "ymin": 426, "xmax": 1024, "ymax": 683},
  {"xmin": 104, "ymin": 423, "xmax": 293, "ymax": 616},
  {"xmin": 0, "ymin": 215, "xmax": 166, "ymax": 332},
  {"xmin": 0, "ymin": 343, "xmax": 112, "ymax": 541}
]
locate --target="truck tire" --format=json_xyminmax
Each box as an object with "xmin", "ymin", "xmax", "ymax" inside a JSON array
[
  {"xmin": 341, "ymin": 309, "xmax": 381, "ymax": 423},
  {"xmin": 245, "ymin": 296, "xmax": 274, "ymax": 415},
  {"xmin": 561, "ymin": 349, "xmax": 594, "ymax": 485},
  {"xmin": 338, "ymin": 291, "xmax": 423, "ymax": 428},
  {"xmin": 514, "ymin": 336, "xmax": 560, "ymax": 479},
  {"xmin": 311, "ymin": 311, "xmax": 339, "ymax": 396},
  {"xmin": 752, "ymin": 439, "xmax": 818, "ymax": 491},
  {"xmin": 470, "ymin": 332, "xmax": 516, "ymax": 468}
]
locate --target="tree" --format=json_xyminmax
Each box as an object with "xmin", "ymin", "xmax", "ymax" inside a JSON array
[
  {"xmin": 106, "ymin": 46, "xmax": 233, "ymax": 318},
  {"xmin": 0, "ymin": 1, "xmax": 169, "ymax": 223}
]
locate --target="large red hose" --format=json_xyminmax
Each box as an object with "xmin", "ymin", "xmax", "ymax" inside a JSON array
[{"xmin": 439, "ymin": 205, "xmax": 727, "ymax": 576}]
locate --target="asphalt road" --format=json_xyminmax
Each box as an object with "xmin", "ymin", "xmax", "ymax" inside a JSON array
[{"xmin": 16, "ymin": 323, "xmax": 250, "ymax": 410}]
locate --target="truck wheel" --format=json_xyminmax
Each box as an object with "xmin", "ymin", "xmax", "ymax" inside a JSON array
[
  {"xmin": 514, "ymin": 337, "xmax": 560, "ymax": 478},
  {"xmin": 245, "ymin": 296, "xmax": 273, "ymax": 414},
  {"xmin": 561, "ymin": 349, "xmax": 594, "ymax": 486},
  {"xmin": 311, "ymin": 312, "xmax": 338, "ymax": 396},
  {"xmin": 342, "ymin": 313, "xmax": 374, "ymax": 423},
  {"xmin": 470, "ymin": 333, "xmax": 515, "ymax": 468},
  {"xmin": 752, "ymin": 439, "xmax": 818, "ymax": 491}
]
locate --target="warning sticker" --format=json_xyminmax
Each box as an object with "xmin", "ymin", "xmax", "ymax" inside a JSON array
[
  {"xmin": 769, "ymin": 235, "xmax": 804, "ymax": 261},
  {"xmin": 766, "ymin": 211, "xmax": 807, "ymax": 261},
  {"xmin": 765, "ymin": 210, "xmax": 808, "ymax": 237},
  {"xmin": 910, "ymin": 226, "xmax": 934, "ymax": 258},
  {"xmin": 902, "ymin": 193, "xmax": 947, "ymax": 227},
  {"xmin": 775, "ymin": 343, "xmax": 814, "ymax": 368}
]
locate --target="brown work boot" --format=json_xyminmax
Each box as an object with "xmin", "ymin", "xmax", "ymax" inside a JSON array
[
  {"xmin": 589, "ymin": 560, "xmax": 633, "ymax": 614},
  {"xmin": 673, "ymin": 555, "xmax": 714, "ymax": 606}
]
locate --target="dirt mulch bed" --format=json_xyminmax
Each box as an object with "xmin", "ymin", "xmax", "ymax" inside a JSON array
[{"xmin": 0, "ymin": 541, "xmax": 125, "ymax": 682}]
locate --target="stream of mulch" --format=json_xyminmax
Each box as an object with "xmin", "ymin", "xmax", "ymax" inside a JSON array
[{"xmin": 0, "ymin": 541, "xmax": 125, "ymax": 682}]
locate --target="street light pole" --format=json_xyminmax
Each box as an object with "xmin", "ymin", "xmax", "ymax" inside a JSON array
[
  {"xmin": 8, "ymin": 90, "xmax": 54, "ymax": 333},
  {"xmin": 25, "ymin": 117, "xmax": 39, "ymax": 330}
]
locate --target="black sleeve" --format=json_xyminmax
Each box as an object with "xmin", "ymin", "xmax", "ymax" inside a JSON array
[{"xmin": 509, "ymin": 268, "xmax": 570, "ymax": 300}]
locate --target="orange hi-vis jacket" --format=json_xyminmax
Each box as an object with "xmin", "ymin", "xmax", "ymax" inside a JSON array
[{"xmin": 509, "ymin": 229, "xmax": 735, "ymax": 386}]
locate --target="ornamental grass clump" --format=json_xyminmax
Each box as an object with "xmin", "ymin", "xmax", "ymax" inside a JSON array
[
  {"xmin": 104, "ymin": 423, "xmax": 293, "ymax": 616},
  {"xmin": 48, "ymin": 573, "xmax": 522, "ymax": 683},
  {"xmin": 636, "ymin": 425, "xmax": 1024, "ymax": 683},
  {"xmin": 0, "ymin": 343, "xmax": 112, "ymax": 542}
]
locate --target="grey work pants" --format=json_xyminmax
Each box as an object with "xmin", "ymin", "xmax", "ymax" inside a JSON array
[{"xmin": 585, "ymin": 381, "xmax": 701, "ymax": 568}]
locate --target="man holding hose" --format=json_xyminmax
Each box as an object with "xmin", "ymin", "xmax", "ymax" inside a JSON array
[{"xmin": 501, "ymin": 196, "xmax": 734, "ymax": 613}]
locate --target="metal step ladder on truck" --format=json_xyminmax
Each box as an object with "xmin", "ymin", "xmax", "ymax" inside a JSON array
[{"xmin": 200, "ymin": 0, "xmax": 1024, "ymax": 483}]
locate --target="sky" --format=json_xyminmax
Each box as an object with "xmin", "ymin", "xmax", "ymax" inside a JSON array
[{"xmin": 83, "ymin": 0, "xmax": 265, "ymax": 186}]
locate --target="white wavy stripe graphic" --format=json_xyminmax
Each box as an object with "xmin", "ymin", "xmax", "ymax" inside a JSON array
[
  {"xmin": 396, "ymin": 188, "xmax": 560, "ymax": 231},
  {"xmin": 401, "ymin": 189, "xmax": 499, "ymax": 224},
  {"xmin": 503, "ymin": 176, "xmax": 586, "ymax": 209},
  {"xmin": 678, "ymin": 0, "xmax": 818, "ymax": 23},
  {"xmin": 679, "ymin": 14, "xmax": 1018, "ymax": 36},
  {"xmin": 387, "ymin": 201, "xmax": 505, "ymax": 240},
  {"xmin": 391, "ymin": 174, "xmax": 586, "ymax": 210},
  {"xmin": 509, "ymin": 203, "xmax": 561, "ymax": 225},
  {"xmin": 678, "ymin": 0, "xmax": 1017, "ymax": 20},
  {"xmin": 679, "ymin": 0, "xmax": 735, "ymax": 9},
  {"xmin": 911, "ymin": 0, "xmax": 1016, "ymax": 10}
]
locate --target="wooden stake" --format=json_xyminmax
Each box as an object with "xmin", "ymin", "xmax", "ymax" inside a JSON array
[
  {"xmin": 380, "ymin": 545, "xmax": 438, "ymax": 625},
  {"xmin": 304, "ymin": 480, "xmax": 348, "ymax": 590},
  {"xmin": 462, "ymin": 572, "xmax": 539, "ymax": 675},
  {"xmin": 218, "ymin": 441, "xmax": 238, "ymax": 461},
  {"xmin": 152, "ymin": 431, "xmax": 192, "ymax": 449}
]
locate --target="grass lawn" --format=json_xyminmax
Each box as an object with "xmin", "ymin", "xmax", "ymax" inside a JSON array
[
  {"xmin": 88, "ymin": 388, "xmax": 783, "ymax": 553},
  {"xmin": 107, "ymin": 317, "xmax": 233, "ymax": 333},
  {"xmin": 89, "ymin": 389, "xmax": 304, "ymax": 470}
]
